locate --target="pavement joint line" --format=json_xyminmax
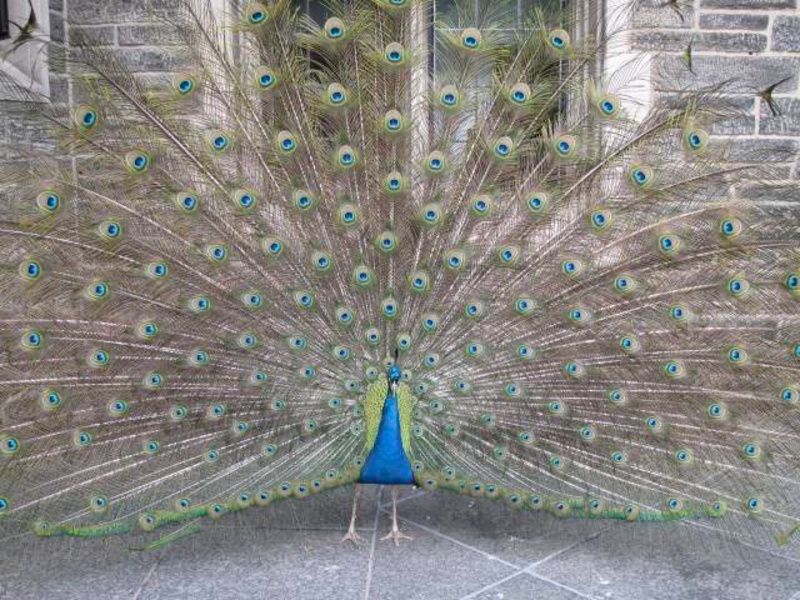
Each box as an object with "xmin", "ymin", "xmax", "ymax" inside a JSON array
[
  {"xmin": 378, "ymin": 489, "xmax": 426, "ymax": 510},
  {"xmin": 363, "ymin": 486, "xmax": 383, "ymax": 600},
  {"xmin": 131, "ymin": 559, "xmax": 159, "ymax": 600},
  {"xmin": 458, "ymin": 528, "xmax": 610, "ymax": 600}
]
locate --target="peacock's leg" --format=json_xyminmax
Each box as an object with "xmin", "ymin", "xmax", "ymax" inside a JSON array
[
  {"xmin": 381, "ymin": 485, "xmax": 413, "ymax": 546},
  {"xmin": 341, "ymin": 483, "xmax": 365, "ymax": 546}
]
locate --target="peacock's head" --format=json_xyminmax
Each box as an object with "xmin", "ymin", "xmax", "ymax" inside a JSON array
[{"xmin": 387, "ymin": 364, "xmax": 402, "ymax": 383}]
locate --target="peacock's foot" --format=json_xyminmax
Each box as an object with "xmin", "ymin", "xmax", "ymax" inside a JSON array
[
  {"xmin": 380, "ymin": 528, "xmax": 413, "ymax": 546},
  {"xmin": 341, "ymin": 528, "xmax": 366, "ymax": 547}
]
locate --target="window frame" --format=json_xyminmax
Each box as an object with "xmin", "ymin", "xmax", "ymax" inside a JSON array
[{"xmin": 0, "ymin": 0, "xmax": 51, "ymax": 100}]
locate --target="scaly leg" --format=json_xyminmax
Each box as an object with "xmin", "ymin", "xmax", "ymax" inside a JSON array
[
  {"xmin": 341, "ymin": 483, "xmax": 365, "ymax": 546},
  {"xmin": 381, "ymin": 485, "xmax": 413, "ymax": 546}
]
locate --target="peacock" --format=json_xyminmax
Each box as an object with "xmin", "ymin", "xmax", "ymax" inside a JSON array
[{"xmin": 1, "ymin": 0, "xmax": 799, "ymax": 553}]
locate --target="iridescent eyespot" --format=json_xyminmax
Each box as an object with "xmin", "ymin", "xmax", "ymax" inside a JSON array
[
  {"xmin": 233, "ymin": 421, "xmax": 250, "ymax": 435},
  {"xmin": 504, "ymin": 383, "xmax": 521, "ymax": 397},
  {"xmin": 607, "ymin": 388, "xmax": 627, "ymax": 405},
  {"xmin": 335, "ymin": 305, "xmax": 355, "ymax": 326},
  {"xmin": 610, "ymin": 450, "xmax": 627, "ymax": 464},
  {"xmin": 173, "ymin": 73, "xmax": 197, "ymax": 95},
  {"xmin": 327, "ymin": 83, "xmax": 348, "ymax": 106},
  {"xmin": 1, "ymin": 435, "xmax": 20, "ymax": 455},
  {"xmin": 136, "ymin": 320, "xmax": 158, "ymax": 339},
  {"xmin": 465, "ymin": 341, "xmax": 484, "ymax": 358},
  {"xmin": 425, "ymin": 151, "xmax": 446, "ymax": 173},
  {"xmin": 552, "ymin": 134, "xmax": 577, "ymax": 158},
  {"xmin": 244, "ymin": 3, "xmax": 269, "ymax": 25},
  {"xmin": 108, "ymin": 399, "xmax": 129, "ymax": 416},
  {"xmin": 143, "ymin": 439, "xmax": 160, "ymax": 455},
  {"xmin": 561, "ymin": 258, "xmax": 584, "ymax": 277},
  {"xmin": 744, "ymin": 496, "xmax": 763, "ymax": 514},
  {"xmin": 207, "ymin": 404, "xmax": 226, "ymax": 419},
  {"xmin": 492, "ymin": 136, "xmax": 514, "ymax": 159},
  {"xmin": 669, "ymin": 304, "xmax": 693, "ymax": 322},
  {"xmin": 73, "ymin": 430, "xmax": 93, "ymax": 448},
  {"xmin": 628, "ymin": 164, "xmax": 654, "ymax": 189},
  {"xmin": 276, "ymin": 131, "xmax": 297, "ymax": 155},
  {"xmin": 781, "ymin": 385, "xmax": 799, "ymax": 404},
  {"xmin": 237, "ymin": 332, "xmax": 258, "ymax": 349},
  {"xmin": 328, "ymin": 397, "xmax": 343, "ymax": 409},
  {"xmin": 645, "ymin": 416, "xmax": 663, "ymax": 433},
  {"xmin": 548, "ymin": 29, "xmax": 570, "ymax": 51},
  {"xmin": 188, "ymin": 295, "xmax": 212, "ymax": 314},
  {"xmin": 525, "ymin": 191, "xmax": 550, "ymax": 214},
  {"xmin": 684, "ymin": 128, "xmax": 709, "ymax": 152},
  {"xmin": 514, "ymin": 296, "xmax": 535, "ymax": 316},
  {"xmin": 240, "ymin": 290, "xmax": 263, "ymax": 309},
  {"xmin": 706, "ymin": 402, "xmax": 727, "ymax": 420},
  {"xmin": 336, "ymin": 145, "xmax": 358, "ymax": 168},
  {"xmin": 783, "ymin": 271, "xmax": 800, "ymax": 296},
  {"xmin": 189, "ymin": 349, "xmax": 209, "ymax": 367},
  {"xmin": 21, "ymin": 328, "xmax": 44, "ymax": 350},
  {"xmin": 145, "ymin": 260, "xmax": 169, "ymax": 280},
  {"xmin": 409, "ymin": 270, "xmax": 430, "ymax": 293},
  {"xmin": 596, "ymin": 94, "xmax": 620, "ymax": 117},
  {"xmin": 125, "ymin": 150, "xmax": 151, "ymax": 173},
  {"xmin": 262, "ymin": 236, "xmax": 284, "ymax": 257},
  {"xmin": 175, "ymin": 191, "xmax": 199, "ymax": 213},
  {"xmin": 98, "ymin": 219, "xmax": 123, "ymax": 240},
  {"xmin": 567, "ymin": 306, "xmax": 591, "ymax": 324},
  {"xmin": 365, "ymin": 327, "xmax": 381, "ymax": 345},
  {"xmin": 206, "ymin": 130, "xmax": 231, "ymax": 153},
  {"xmin": 464, "ymin": 300, "xmax": 486, "ymax": 319},
  {"xmin": 509, "ymin": 82, "xmax": 531, "ymax": 105},
  {"xmin": 383, "ymin": 109, "xmax": 404, "ymax": 132},
  {"xmin": 726, "ymin": 345, "xmax": 749, "ymax": 365},
  {"xmin": 726, "ymin": 276, "xmax": 750, "ymax": 298},
  {"xmin": 18, "ymin": 259, "xmax": 42, "ymax": 281},
  {"xmin": 89, "ymin": 495, "xmax": 108, "ymax": 514},
  {"xmin": 170, "ymin": 404, "xmax": 188, "ymax": 421},
  {"xmin": 36, "ymin": 190, "xmax": 61, "ymax": 214},
  {"xmin": 204, "ymin": 243, "xmax": 229, "ymax": 263},
  {"xmin": 421, "ymin": 313, "xmax": 439, "ymax": 333},
  {"xmin": 293, "ymin": 290, "xmax": 315, "ymax": 310},
  {"xmin": 438, "ymin": 84, "xmax": 460, "ymax": 109},
  {"xmin": 74, "ymin": 105, "xmax": 99, "ymax": 130},
  {"xmin": 420, "ymin": 203, "xmax": 442, "ymax": 226},
  {"xmin": 40, "ymin": 388, "xmax": 64, "ymax": 411},
  {"xmin": 444, "ymin": 249, "xmax": 466, "ymax": 271},
  {"xmin": 741, "ymin": 441, "xmax": 762, "ymax": 461},
  {"xmin": 590, "ymin": 208, "xmax": 612, "ymax": 231},
  {"xmin": 623, "ymin": 504, "xmax": 640, "ymax": 521},
  {"xmin": 498, "ymin": 244, "xmax": 520, "ymax": 266},
  {"xmin": 302, "ymin": 366, "xmax": 317, "ymax": 380},
  {"xmin": 233, "ymin": 189, "xmax": 257, "ymax": 210},
  {"xmin": 613, "ymin": 274, "xmax": 638, "ymax": 294},
  {"xmin": 460, "ymin": 28, "xmax": 482, "ymax": 50},
  {"xmin": 382, "ymin": 296, "xmax": 398, "ymax": 318},
  {"xmin": 658, "ymin": 234, "xmax": 681, "ymax": 257},
  {"xmin": 423, "ymin": 353, "xmax": 440, "ymax": 368},
  {"xmin": 563, "ymin": 360, "xmax": 585, "ymax": 378},
  {"xmin": 255, "ymin": 66, "xmax": 278, "ymax": 90},
  {"xmin": 663, "ymin": 359, "xmax": 686, "ymax": 379},
  {"xmin": 381, "ymin": 172, "xmax": 404, "ymax": 196},
  {"xmin": 619, "ymin": 335, "xmax": 641, "ymax": 354},
  {"xmin": 719, "ymin": 217, "xmax": 743, "ymax": 240},
  {"xmin": 324, "ymin": 17, "xmax": 345, "ymax": 39},
  {"xmin": 88, "ymin": 348, "xmax": 110, "ymax": 367},
  {"xmin": 332, "ymin": 345, "xmax": 351, "ymax": 361},
  {"xmin": 548, "ymin": 455, "xmax": 564, "ymax": 471},
  {"xmin": 516, "ymin": 344, "xmax": 535, "ymax": 360},
  {"xmin": 471, "ymin": 194, "xmax": 493, "ymax": 217},
  {"xmin": 384, "ymin": 42, "xmax": 406, "ymax": 64},
  {"xmin": 579, "ymin": 425, "xmax": 596, "ymax": 442},
  {"xmin": 311, "ymin": 250, "xmax": 332, "ymax": 272},
  {"xmin": 143, "ymin": 372, "xmax": 163, "ymax": 389},
  {"xmin": 674, "ymin": 447, "xmax": 693, "ymax": 464},
  {"xmin": 375, "ymin": 230, "xmax": 397, "ymax": 253}
]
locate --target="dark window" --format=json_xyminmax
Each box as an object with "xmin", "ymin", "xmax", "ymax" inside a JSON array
[{"xmin": 0, "ymin": 0, "xmax": 11, "ymax": 41}]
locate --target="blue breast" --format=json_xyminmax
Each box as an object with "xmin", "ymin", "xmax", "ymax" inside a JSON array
[{"xmin": 358, "ymin": 390, "xmax": 415, "ymax": 485}]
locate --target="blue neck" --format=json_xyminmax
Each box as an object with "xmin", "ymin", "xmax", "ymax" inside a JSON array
[{"xmin": 358, "ymin": 387, "xmax": 415, "ymax": 485}]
